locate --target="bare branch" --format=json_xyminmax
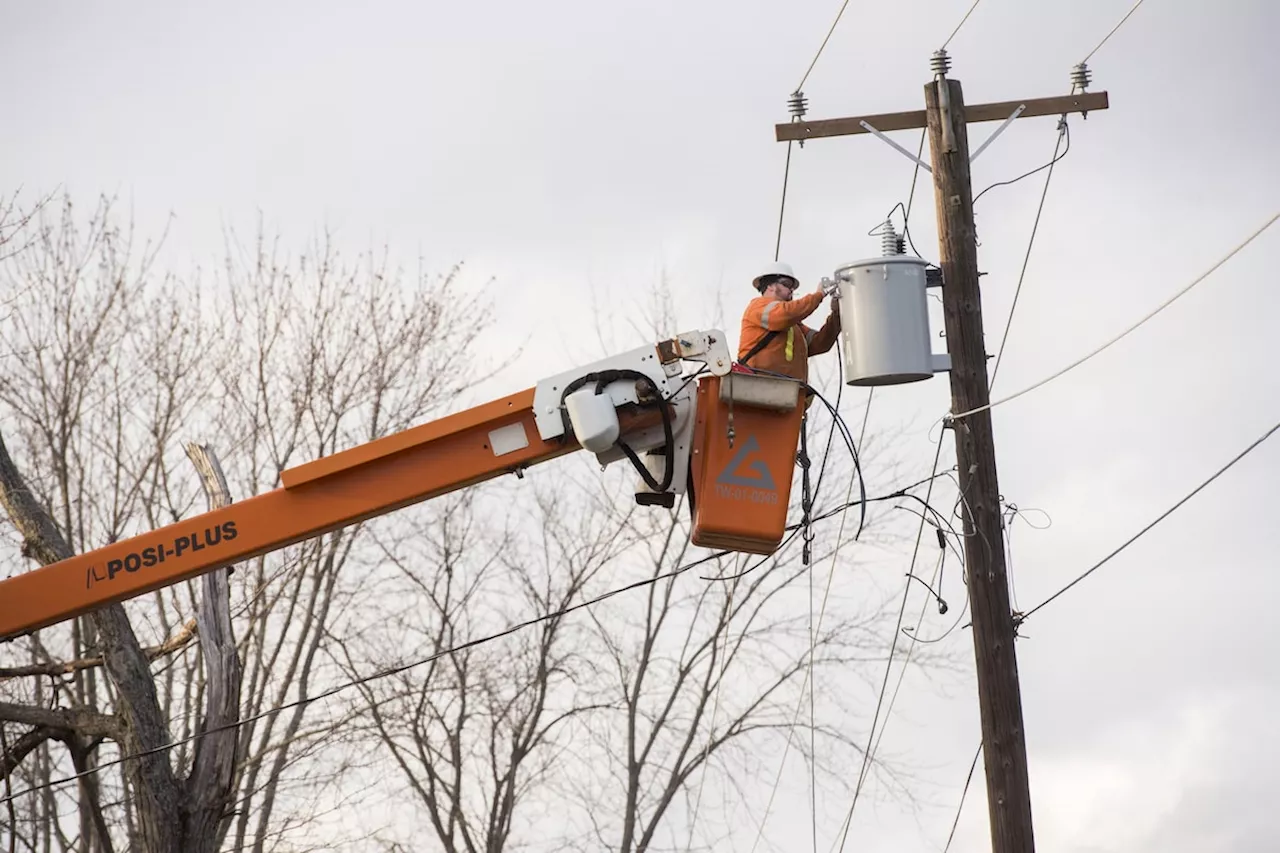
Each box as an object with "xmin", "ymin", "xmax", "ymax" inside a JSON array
[
  {"xmin": 0, "ymin": 428, "xmax": 73, "ymax": 567},
  {"xmin": 0, "ymin": 621, "xmax": 197, "ymax": 680},
  {"xmin": 0, "ymin": 725, "xmax": 57, "ymax": 779},
  {"xmin": 0, "ymin": 704, "xmax": 120, "ymax": 741}
]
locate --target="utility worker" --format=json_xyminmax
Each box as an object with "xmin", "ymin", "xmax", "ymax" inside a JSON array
[{"xmin": 738, "ymin": 261, "xmax": 841, "ymax": 384}]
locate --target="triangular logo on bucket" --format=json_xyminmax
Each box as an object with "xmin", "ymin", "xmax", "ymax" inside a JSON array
[{"xmin": 715, "ymin": 436, "xmax": 776, "ymax": 490}]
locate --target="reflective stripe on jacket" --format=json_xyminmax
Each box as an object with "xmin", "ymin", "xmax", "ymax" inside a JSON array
[{"xmin": 738, "ymin": 291, "xmax": 841, "ymax": 383}]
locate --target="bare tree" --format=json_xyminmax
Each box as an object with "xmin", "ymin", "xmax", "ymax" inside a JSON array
[
  {"xmin": 0, "ymin": 194, "xmax": 952, "ymax": 853},
  {"xmin": 209, "ymin": 224, "xmax": 498, "ymax": 853},
  {"xmin": 0, "ymin": 195, "xmax": 498, "ymax": 852},
  {"xmin": 329, "ymin": 444, "xmax": 941, "ymax": 853},
  {"xmin": 0, "ymin": 193, "xmax": 202, "ymax": 853},
  {"xmin": 326, "ymin": 474, "xmax": 640, "ymax": 852}
]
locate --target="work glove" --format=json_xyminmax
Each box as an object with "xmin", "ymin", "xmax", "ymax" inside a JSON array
[{"xmin": 820, "ymin": 276, "xmax": 840, "ymax": 299}]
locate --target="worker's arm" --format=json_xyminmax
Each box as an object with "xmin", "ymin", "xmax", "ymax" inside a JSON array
[
  {"xmin": 805, "ymin": 301, "xmax": 842, "ymax": 355},
  {"xmin": 751, "ymin": 290, "xmax": 825, "ymax": 331}
]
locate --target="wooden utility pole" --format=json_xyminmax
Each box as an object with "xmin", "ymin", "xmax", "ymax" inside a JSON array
[
  {"xmin": 925, "ymin": 72, "xmax": 1036, "ymax": 853},
  {"xmin": 774, "ymin": 55, "xmax": 1109, "ymax": 853}
]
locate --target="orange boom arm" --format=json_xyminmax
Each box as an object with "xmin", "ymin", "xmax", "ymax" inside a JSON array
[
  {"xmin": 0, "ymin": 389, "xmax": 578, "ymax": 638},
  {"xmin": 0, "ymin": 330, "xmax": 811, "ymax": 641}
]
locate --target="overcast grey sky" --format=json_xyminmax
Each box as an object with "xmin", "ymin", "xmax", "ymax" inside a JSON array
[{"xmin": 3, "ymin": 1, "xmax": 1278, "ymax": 851}]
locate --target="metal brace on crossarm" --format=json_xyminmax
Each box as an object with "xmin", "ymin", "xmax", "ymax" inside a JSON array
[
  {"xmin": 860, "ymin": 120, "xmax": 932, "ymax": 173},
  {"xmin": 970, "ymin": 103, "xmax": 1026, "ymax": 162}
]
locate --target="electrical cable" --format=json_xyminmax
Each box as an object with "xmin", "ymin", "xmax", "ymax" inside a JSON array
[
  {"xmin": 902, "ymin": 592, "xmax": 969, "ymax": 645},
  {"xmin": 690, "ymin": 362, "xmax": 849, "ymax": 846},
  {"xmin": 831, "ymin": 437, "xmax": 946, "ymax": 853},
  {"xmin": 776, "ymin": 142, "xmax": 795, "ymax": 262},
  {"xmin": 893, "ymin": 497, "xmax": 963, "ymax": 552},
  {"xmin": 988, "ymin": 119, "xmax": 1069, "ymax": 392},
  {"xmin": 875, "ymin": 134, "xmax": 931, "ymax": 264},
  {"xmin": 902, "ymin": 130, "xmax": 928, "ymax": 259},
  {"xmin": 743, "ymin": 342, "xmax": 855, "ymax": 853},
  {"xmin": 1000, "ymin": 498, "xmax": 1049, "ymax": 612},
  {"xmin": 747, "ymin": 485, "xmax": 950, "ymax": 851},
  {"xmin": 558, "ymin": 369, "xmax": 675, "ymax": 493},
  {"xmin": 859, "ymin": 476, "xmax": 964, "ymax": 832},
  {"xmin": 898, "ymin": 502, "xmax": 972, "ymax": 648},
  {"xmin": 665, "ymin": 363, "xmax": 710, "ymax": 403},
  {"xmin": 906, "ymin": 558, "xmax": 947, "ymax": 612},
  {"xmin": 802, "ymin": 382, "xmax": 867, "ymax": 534},
  {"xmin": 891, "ymin": 501, "xmax": 968, "ymax": 599},
  {"xmin": 972, "ymin": 123, "xmax": 1070, "ymax": 206},
  {"xmin": 950, "ymin": 210, "xmax": 1280, "ymax": 422},
  {"xmin": 942, "ymin": 742, "xmax": 983, "ymax": 853},
  {"xmin": 682, "ymin": 556, "xmax": 740, "ymax": 851},
  {"xmin": 1003, "ymin": 510, "xmax": 1021, "ymax": 613},
  {"xmin": 940, "ymin": 0, "xmax": 984, "ymax": 50},
  {"xmin": 802, "ymin": 345, "xmax": 852, "ymax": 853},
  {"xmin": 808, "ymin": 491, "xmax": 819, "ymax": 853},
  {"xmin": 941, "ymin": 470, "xmax": 996, "ymax": 574},
  {"xmin": 0, "ymin": 545, "xmax": 715, "ymax": 805},
  {"xmin": 1082, "ymin": 0, "xmax": 1147, "ymax": 64},
  {"xmin": 1021, "ymin": 415, "xmax": 1280, "ymax": 623},
  {"xmin": 742, "ymin": 510, "xmax": 833, "ymax": 848},
  {"xmin": 809, "ymin": 350, "xmax": 850, "ymax": 528},
  {"xmin": 791, "ymin": 399, "xmax": 823, "ymax": 853},
  {"xmin": 805, "ymin": 469, "xmax": 952, "ymax": 528},
  {"xmin": 795, "ymin": 0, "xmax": 856, "ymax": 94},
  {"xmin": 806, "ymin": 318, "xmax": 850, "ymax": 537},
  {"xmin": 675, "ymin": 364, "xmax": 737, "ymax": 851},
  {"xmin": 742, "ymin": 461, "xmax": 947, "ymax": 853},
  {"xmin": 1004, "ymin": 502, "xmax": 1052, "ymax": 531}
]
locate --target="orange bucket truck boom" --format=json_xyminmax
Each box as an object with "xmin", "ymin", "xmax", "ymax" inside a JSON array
[{"xmin": 0, "ymin": 329, "xmax": 810, "ymax": 640}]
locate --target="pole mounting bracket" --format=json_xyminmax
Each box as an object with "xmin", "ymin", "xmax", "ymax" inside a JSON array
[
  {"xmin": 970, "ymin": 104, "xmax": 1026, "ymax": 163},
  {"xmin": 860, "ymin": 121, "xmax": 932, "ymax": 173}
]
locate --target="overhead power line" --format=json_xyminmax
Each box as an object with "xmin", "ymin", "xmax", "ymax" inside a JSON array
[
  {"xmin": 941, "ymin": 0, "xmax": 985, "ymax": 50},
  {"xmin": 744, "ymin": 353, "xmax": 877, "ymax": 853},
  {"xmin": 989, "ymin": 119, "xmax": 1070, "ymax": 392},
  {"xmin": 942, "ymin": 742, "xmax": 984, "ymax": 852},
  {"xmin": 832, "ymin": 438, "xmax": 947, "ymax": 853},
  {"xmin": 1082, "ymin": 0, "xmax": 1148, "ymax": 64},
  {"xmin": 952, "ymin": 210, "xmax": 1280, "ymax": 421},
  {"xmin": 775, "ymin": 141, "xmax": 796, "ymax": 261},
  {"xmin": 1022, "ymin": 415, "xmax": 1280, "ymax": 621},
  {"xmin": 742, "ymin": 391, "xmax": 949, "ymax": 851},
  {"xmin": 796, "ymin": 0, "xmax": 856, "ymax": 94}
]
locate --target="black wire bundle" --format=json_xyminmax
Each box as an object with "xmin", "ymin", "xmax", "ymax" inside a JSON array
[{"xmin": 557, "ymin": 368, "xmax": 676, "ymax": 494}]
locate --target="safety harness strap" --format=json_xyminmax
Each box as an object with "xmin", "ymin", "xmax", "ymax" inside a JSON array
[{"xmin": 738, "ymin": 330, "xmax": 779, "ymax": 367}]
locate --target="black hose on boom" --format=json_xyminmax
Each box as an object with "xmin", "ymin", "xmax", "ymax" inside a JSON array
[{"xmin": 558, "ymin": 369, "xmax": 676, "ymax": 495}]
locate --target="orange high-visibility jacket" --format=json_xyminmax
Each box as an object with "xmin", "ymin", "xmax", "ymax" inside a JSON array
[{"xmin": 738, "ymin": 290, "xmax": 842, "ymax": 383}]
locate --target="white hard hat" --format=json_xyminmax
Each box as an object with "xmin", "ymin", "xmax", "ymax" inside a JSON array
[{"xmin": 752, "ymin": 261, "xmax": 798, "ymax": 291}]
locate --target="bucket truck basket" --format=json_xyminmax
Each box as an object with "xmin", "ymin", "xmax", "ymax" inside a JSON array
[{"xmin": 689, "ymin": 372, "xmax": 804, "ymax": 555}]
